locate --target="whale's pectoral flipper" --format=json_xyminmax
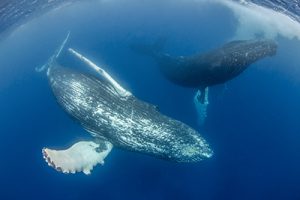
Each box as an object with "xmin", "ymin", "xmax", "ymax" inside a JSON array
[
  {"xmin": 194, "ymin": 87, "xmax": 209, "ymax": 126},
  {"xmin": 68, "ymin": 48, "xmax": 132, "ymax": 98},
  {"xmin": 42, "ymin": 139, "xmax": 113, "ymax": 175},
  {"xmin": 35, "ymin": 31, "xmax": 70, "ymax": 73}
]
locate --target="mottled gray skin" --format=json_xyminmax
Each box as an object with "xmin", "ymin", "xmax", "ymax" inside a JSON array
[
  {"xmin": 141, "ymin": 39, "xmax": 277, "ymax": 103},
  {"xmin": 47, "ymin": 65, "xmax": 213, "ymax": 162},
  {"xmin": 137, "ymin": 39, "xmax": 277, "ymax": 103},
  {"xmin": 140, "ymin": 39, "xmax": 277, "ymax": 89}
]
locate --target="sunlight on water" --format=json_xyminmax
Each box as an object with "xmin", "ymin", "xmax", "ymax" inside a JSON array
[{"xmin": 218, "ymin": 0, "xmax": 300, "ymax": 40}]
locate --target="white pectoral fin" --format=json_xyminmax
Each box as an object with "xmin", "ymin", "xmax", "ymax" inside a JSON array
[
  {"xmin": 68, "ymin": 48, "xmax": 131, "ymax": 98},
  {"xmin": 42, "ymin": 140, "xmax": 113, "ymax": 175}
]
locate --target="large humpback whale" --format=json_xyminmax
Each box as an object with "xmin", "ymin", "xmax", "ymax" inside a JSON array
[
  {"xmin": 133, "ymin": 39, "xmax": 277, "ymax": 102},
  {"xmin": 39, "ymin": 35, "xmax": 213, "ymax": 175},
  {"xmin": 132, "ymin": 39, "xmax": 277, "ymax": 124}
]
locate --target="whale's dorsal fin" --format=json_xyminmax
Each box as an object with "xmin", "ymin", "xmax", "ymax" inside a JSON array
[{"xmin": 43, "ymin": 139, "xmax": 113, "ymax": 175}]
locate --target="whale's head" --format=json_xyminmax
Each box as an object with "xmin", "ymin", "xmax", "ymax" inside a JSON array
[
  {"xmin": 241, "ymin": 39, "xmax": 277, "ymax": 57},
  {"xmin": 163, "ymin": 121, "xmax": 213, "ymax": 162},
  {"xmin": 203, "ymin": 39, "xmax": 278, "ymax": 85},
  {"xmin": 222, "ymin": 39, "xmax": 277, "ymax": 63}
]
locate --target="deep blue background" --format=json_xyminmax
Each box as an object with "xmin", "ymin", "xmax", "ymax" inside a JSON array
[{"xmin": 0, "ymin": 1, "xmax": 300, "ymax": 199}]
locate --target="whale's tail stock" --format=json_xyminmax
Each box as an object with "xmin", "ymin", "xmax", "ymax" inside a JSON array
[{"xmin": 35, "ymin": 31, "xmax": 70, "ymax": 73}]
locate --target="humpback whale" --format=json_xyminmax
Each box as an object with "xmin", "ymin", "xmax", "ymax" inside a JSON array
[
  {"xmin": 132, "ymin": 39, "xmax": 277, "ymax": 124},
  {"xmin": 133, "ymin": 39, "xmax": 277, "ymax": 102},
  {"xmin": 39, "ymin": 35, "xmax": 213, "ymax": 175}
]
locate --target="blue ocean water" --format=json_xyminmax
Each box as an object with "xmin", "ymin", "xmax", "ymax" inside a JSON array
[{"xmin": 0, "ymin": 0, "xmax": 300, "ymax": 199}]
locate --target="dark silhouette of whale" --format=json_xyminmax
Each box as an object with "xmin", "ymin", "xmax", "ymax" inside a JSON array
[{"xmin": 132, "ymin": 39, "xmax": 277, "ymax": 103}]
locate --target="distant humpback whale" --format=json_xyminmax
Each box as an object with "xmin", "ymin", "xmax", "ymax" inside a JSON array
[
  {"xmin": 133, "ymin": 39, "xmax": 277, "ymax": 102},
  {"xmin": 39, "ymin": 34, "xmax": 213, "ymax": 175},
  {"xmin": 132, "ymin": 39, "xmax": 277, "ymax": 125}
]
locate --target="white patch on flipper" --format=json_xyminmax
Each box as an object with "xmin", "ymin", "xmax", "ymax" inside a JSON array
[
  {"xmin": 42, "ymin": 140, "xmax": 113, "ymax": 175},
  {"xmin": 68, "ymin": 48, "xmax": 132, "ymax": 98}
]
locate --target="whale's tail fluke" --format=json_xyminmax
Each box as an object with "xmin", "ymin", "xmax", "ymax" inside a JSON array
[
  {"xmin": 130, "ymin": 37, "xmax": 167, "ymax": 58},
  {"xmin": 35, "ymin": 31, "xmax": 70, "ymax": 73}
]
